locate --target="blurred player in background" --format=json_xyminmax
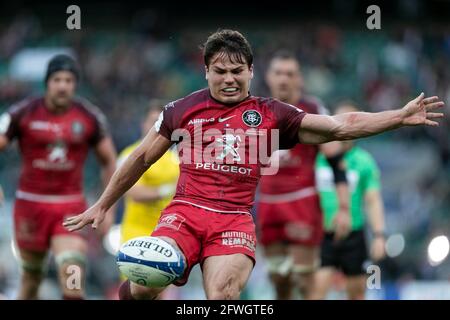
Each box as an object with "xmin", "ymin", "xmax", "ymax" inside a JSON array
[
  {"xmin": 257, "ymin": 51, "xmax": 350, "ymax": 299},
  {"xmin": 118, "ymin": 100, "xmax": 179, "ymax": 244},
  {"xmin": 64, "ymin": 29, "xmax": 444, "ymax": 300},
  {"xmin": 0, "ymin": 54, "xmax": 117, "ymax": 299},
  {"xmin": 311, "ymin": 102, "xmax": 386, "ymax": 300}
]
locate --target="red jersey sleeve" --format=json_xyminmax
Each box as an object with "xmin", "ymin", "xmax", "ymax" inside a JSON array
[
  {"xmin": 155, "ymin": 89, "xmax": 209, "ymax": 142},
  {"xmin": 89, "ymin": 109, "xmax": 108, "ymax": 146},
  {"xmin": 155, "ymin": 101, "xmax": 180, "ymax": 142},
  {"xmin": 76, "ymin": 99, "xmax": 109, "ymax": 146},
  {"xmin": 272, "ymin": 99, "xmax": 307, "ymax": 150},
  {"xmin": 0, "ymin": 98, "xmax": 33, "ymax": 141}
]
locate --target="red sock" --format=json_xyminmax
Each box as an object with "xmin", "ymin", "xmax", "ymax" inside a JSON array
[{"xmin": 118, "ymin": 280, "xmax": 135, "ymax": 300}]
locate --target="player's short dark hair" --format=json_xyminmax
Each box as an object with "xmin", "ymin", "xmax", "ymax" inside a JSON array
[
  {"xmin": 45, "ymin": 54, "xmax": 80, "ymax": 84},
  {"xmin": 202, "ymin": 29, "xmax": 253, "ymax": 68}
]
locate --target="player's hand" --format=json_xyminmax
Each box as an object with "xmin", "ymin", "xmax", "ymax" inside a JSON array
[
  {"xmin": 370, "ymin": 237, "xmax": 386, "ymax": 262},
  {"xmin": 63, "ymin": 203, "xmax": 106, "ymax": 232},
  {"xmin": 332, "ymin": 209, "xmax": 351, "ymax": 242},
  {"xmin": 401, "ymin": 93, "xmax": 445, "ymax": 127},
  {"xmin": 95, "ymin": 207, "xmax": 115, "ymax": 238}
]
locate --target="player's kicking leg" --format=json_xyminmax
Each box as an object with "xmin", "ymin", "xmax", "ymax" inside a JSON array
[{"xmin": 202, "ymin": 253, "xmax": 254, "ymax": 300}]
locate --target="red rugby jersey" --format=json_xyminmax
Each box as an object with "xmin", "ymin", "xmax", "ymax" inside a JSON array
[
  {"xmin": 155, "ymin": 88, "xmax": 306, "ymax": 214},
  {"xmin": 1, "ymin": 97, "xmax": 107, "ymax": 198}
]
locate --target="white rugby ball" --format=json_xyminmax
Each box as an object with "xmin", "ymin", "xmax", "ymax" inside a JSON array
[{"xmin": 117, "ymin": 236, "xmax": 185, "ymax": 287}]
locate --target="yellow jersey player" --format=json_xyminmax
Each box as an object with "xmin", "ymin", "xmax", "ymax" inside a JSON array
[{"xmin": 118, "ymin": 101, "xmax": 179, "ymax": 244}]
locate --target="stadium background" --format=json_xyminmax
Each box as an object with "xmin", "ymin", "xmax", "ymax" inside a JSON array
[{"xmin": 0, "ymin": 0, "xmax": 449, "ymax": 299}]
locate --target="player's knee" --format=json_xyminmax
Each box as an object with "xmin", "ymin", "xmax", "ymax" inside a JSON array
[
  {"xmin": 291, "ymin": 260, "xmax": 320, "ymax": 279},
  {"xmin": 55, "ymin": 250, "xmax": 87, "ymax": 270},
  {"xmin": 18, "ymin": 263, "xmax": 44, "ymax": 299},
  {"xmin": 208, "ymin": 274, "xmax": 241, "ymax": 300},
  {"xmin": 291, "ymin": 261, "xmax": 320, "ymax": 283},
  {"xmin": 20, "ymin": 259, "xmax": 46, "ymax": 280},
  {"xmin": 266, "ymin": 255, "xmax": 293, "ymax": 277},
  {"xmin": 208, "ymin": 287, "xmax": 240, "ymax": 300}
]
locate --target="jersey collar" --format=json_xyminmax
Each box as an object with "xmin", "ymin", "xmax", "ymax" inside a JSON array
[{"xmin": 207, "ymin": 89, "xmax": 252, "ymax": 108}]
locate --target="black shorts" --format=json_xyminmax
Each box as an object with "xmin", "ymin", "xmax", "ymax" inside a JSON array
[{"xmin": 320, "ymin": 230, "xmax": 368, "ymax": 276}]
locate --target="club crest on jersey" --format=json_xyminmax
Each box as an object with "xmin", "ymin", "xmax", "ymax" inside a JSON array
[
  {"xmin": 215, "ymin": 134, "xmax": 241, "ymax": 162},
  {"xmin": 71, "ymin": 121, "xmax": 84, "ymax": 137},
  {"xmin": 155, "ymin": 213, "xmax": 186, "ymax": 231},
  {"xmin": 48, "ymin": 141, "xmax": 68, "ymax": 163},
  {"xmin": 242, "ymin": 110, "xmax": 262, "ymax": 127}
]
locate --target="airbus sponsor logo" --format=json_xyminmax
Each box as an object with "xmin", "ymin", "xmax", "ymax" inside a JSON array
[
  {"xmin": 188, "ymin": 118, "xmax": 215, "ymax": 125},
  {"xmin": 30, "ymin": 121, "xmax": 62, "ymax": 132}
]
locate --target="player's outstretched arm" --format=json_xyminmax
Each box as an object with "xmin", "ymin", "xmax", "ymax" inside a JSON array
[
  {"xmin": 93, "ymin": 136, "xmax": 118, "ymax": 236},
  {"xmin": 95, "ymin": 136, "xmax": 118, "ymax": 188},
  {"xmin": 63, "ymin": 127, "xmax": 172, "ymax": 231},
  {"xmin": 298, "ymin": 93, "xmax": 445, "ymax": 144}
]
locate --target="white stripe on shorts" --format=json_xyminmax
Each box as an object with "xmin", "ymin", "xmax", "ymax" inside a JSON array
[
  {"xmin": 16, "ymin": 190, "xmax": 84, "ymax": 204},
  {"xmin": 258, "ymin": 186, "xmax": 317, "ymax": 204},
  {"xmin": 172, "ymin": 199, "xmax": 251, "ymax": 215}
]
